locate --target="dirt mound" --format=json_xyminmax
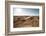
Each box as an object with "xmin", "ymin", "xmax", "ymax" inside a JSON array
[{"xmin": 13, "ymin": 16, "xmax": 39, "ymax": 28}]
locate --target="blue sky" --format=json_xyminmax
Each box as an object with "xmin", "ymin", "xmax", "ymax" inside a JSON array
[{"xmin": 13, "ymin": 8, "xmax": 39, "ymax": 16}]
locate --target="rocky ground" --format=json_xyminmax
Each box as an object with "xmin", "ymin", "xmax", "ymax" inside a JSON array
[{"xmin": 13, "ymin": 16, "xmax": 39, "ymax": 28}]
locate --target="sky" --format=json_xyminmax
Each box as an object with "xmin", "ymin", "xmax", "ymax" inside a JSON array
[{"xmin": 13, "ymin": 8, "xmax": 39, "ymax": 16}]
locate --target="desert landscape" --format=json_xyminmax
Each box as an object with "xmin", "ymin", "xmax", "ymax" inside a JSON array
[{"xmin": 13, "ymin": 16, "xmax": 39, "ymax": 28}]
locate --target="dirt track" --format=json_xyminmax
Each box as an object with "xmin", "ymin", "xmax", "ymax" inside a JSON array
[{"xmin": 13, "ymin": 16, "xmax": 39, "ymax": 28}]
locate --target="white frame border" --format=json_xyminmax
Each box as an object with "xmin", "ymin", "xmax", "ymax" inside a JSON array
[{"xmin": 10, "ymin": 5, "xmax": 42, "ymax": 32}]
